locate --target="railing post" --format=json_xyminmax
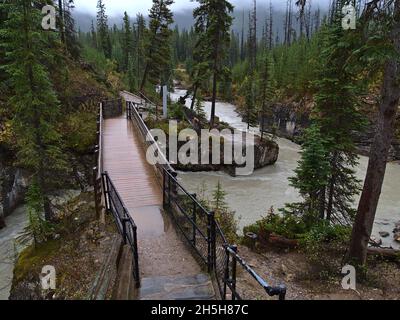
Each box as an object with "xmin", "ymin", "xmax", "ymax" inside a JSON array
[
  {"xmin": 207, "ymin": 211, "xmax": 216, "ymax": 273},
  {"xmin": 230, "ymin": 245, "xmax": 238, "ymax": 301},
  {"xmin": 133, "ymin": 225, "xmax": 140, "ymax": 288},
  {"xmin": 93, "ymin": 166, "xmax": 100, "ymax": 220},
  {"xmin": 102, "ymin": 172, "xmax": 110, "ymax": 212},
  {"xmin": 122, "ymin": 217, "xmax": 129, "ymax": 245},
  {"xmin": 278, "ymin": 285, "xmax": 287, "ymax": 301},
  {"xmin": 223, "ymin": 245, "xmax": 229, "ymax": 301},
  {"xmin": 192, "ymin": 194, "xmax": 197, "ymax": 247},
  {"xmin": 167, "ymin": 170, "xmax": 172, "ymax": 208}
]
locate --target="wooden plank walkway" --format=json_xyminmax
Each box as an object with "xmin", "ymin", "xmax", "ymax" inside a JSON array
[{"xmin": 103, "ymin": 93, "xmax": 215, "ymax": 300}]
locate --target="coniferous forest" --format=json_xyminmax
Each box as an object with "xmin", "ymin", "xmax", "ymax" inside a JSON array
[{"xmin": 0, "ymin": 0, "xmax": 400, "ymax": 304}]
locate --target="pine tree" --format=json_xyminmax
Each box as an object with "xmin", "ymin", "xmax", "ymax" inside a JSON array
[
  {"xmin": 193, "ymin": 0, "xmax": 234, "ymax": 127},
  {"xmin": 189, "ymin": 21, "xmax": 210, "ymax": 110},
  {"xmin": 63, "ymin": 0, "xmax": 81, "ymax": 59},
  {"xmin": 127, "ymin": 54, "xmax": 137, "ymax": 92},
  {"xmin": 1, "ymin": 0, "xmax": 66, "ymax": 222},
  {"xmin": 90, "ymin": 20, "xmax": 97, "ymax": 48},
  {"xmin": 122, "ymin": 11, "xmax": 133, "ymax": 72},
  {"xmin": 288, "ymin": 125, "xmax": 330, "ymax": 223},
  {"xmin": 238, "ymin": 75, "xmax": 258, "ymax": 130},
  {"xmin": 259, "ymin": 53, "xmax": 275, "ymax": 139},
  {"xmin": 296, "ymin": 0, "xmax": 307, "ymax": 38},
  {"xmin": 140, "ymin": 0, "xmax": 174, "ymax": 92},
  {"xmin": 311, "ymin": 1, "xmax": 365, "ymax": 224},
  {"xmin": 194, "ymin": 94, "xmax": 207, "ymax": 120},
  {"xmin": 135, "ymin": 14, "xmax": 147, "ymax": 86},
  {"xmin": 248, "ymin": 0, "xmax": 257, "ymax": 72},
  {"xmin": 211, "ymin": 181, "xmax": 237, "ymax": 242},
  {"xmin": 96, "ymin": 0, "xmax": 111, "ymax": 58}
]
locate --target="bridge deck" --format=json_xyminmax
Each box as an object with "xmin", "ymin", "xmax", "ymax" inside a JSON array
[{"xmin": 103, "ymin": 94, "xmax": 214, "ymax": 299}]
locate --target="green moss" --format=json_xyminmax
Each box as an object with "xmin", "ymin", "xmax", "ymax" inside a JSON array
[{"xmin": 13, "ymin": 240, "xmax": 61, "ymax": 284}]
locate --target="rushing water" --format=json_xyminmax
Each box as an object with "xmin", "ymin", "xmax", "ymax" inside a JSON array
[
  {"xmin": 0, "ymin": 190, "xmax": 81, "ymax": 300},
  {"xmin": 0, "ymin": 206, "xmax": 29, "ymax": 300},
  {"xmin": 170, "ymin": 89, "xmax": 400, "ymax": 249}
]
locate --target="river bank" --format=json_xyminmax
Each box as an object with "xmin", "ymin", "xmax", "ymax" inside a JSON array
[{"xmin": 170, "ymin": 89, "xmax": 400, "ymax": 250}]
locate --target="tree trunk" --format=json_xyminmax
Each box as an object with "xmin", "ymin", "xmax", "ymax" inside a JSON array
[
  {"xmin": 58, "ymin": 0, "xmax": 65, "ymax": 44},
  {"xmin": 210, "ymin": 71, "xmax": 217, "ymax": 128},
  {"xmin": 139, "ymin": 63, "xmax": 149, "ymax": 92},
  {"xmin": 319, "ymin": 186, "xmax": 326, "ymax": 219},
  {"xmin": 348, "ymin": 1, "xmax": 400, "ymax": 265},
  {"xmin": 191, "ymin": 85, "xmax": 198, "ymax": 110}
]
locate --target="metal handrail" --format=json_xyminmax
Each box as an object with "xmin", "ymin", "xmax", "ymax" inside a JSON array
[
  {"xmin": 163, "ymin": 168, "xmax": 211, "ymax": 216},
  {"xmin": 98, "ymin": 102, "xmax": 103, "ymax": 176},
  {"xmin": 102, "ymin": 172, "xmax": 140, "ymax": 288},
  {"xmin": 93, "ymin": 102, "xmax": 104, "ymax": 219},
  {"xmin": 127, "ymin": 101, "xmax": 174, "ymax": 172},
  {"xmin": 226, "ymin": 246, "xmax": 286, "ymax": 300}
]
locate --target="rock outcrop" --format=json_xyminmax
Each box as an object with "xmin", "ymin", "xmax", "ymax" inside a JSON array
[
  {"xmin": 261, "ymin": 102, "xmax": 400, "ymax": 160},
  {"xmin": 0, "ymin": 163, "xmax": 29, "ymax": 230},
  {"xmin": 172, "ymin": 136, "xmax": 279, "ymax": 176}
]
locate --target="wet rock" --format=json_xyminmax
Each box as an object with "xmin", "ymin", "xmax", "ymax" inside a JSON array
[
  {"xmin": 281, "ymin": 264, "xmax": 288, "ymax": 275},
  {"xmin": 369, "ymin": 236, "xmax": 382, "ymax": 247},
  {"xmin": 0, "ymin": 165, "xmax": 29, "ymax": 223},
  {"xmin": 262, "ymin": 101, "xmax": 400, "ymax": 160},
  {"xmin": 393, "ymin": 221, "xmax": 400, "ymax": 233},
  {"xmin": 379, "ymin": 231, "xmax": 390, "ymax": 238}
]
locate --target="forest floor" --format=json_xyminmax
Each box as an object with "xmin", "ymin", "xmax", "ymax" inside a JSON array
[{"xmin": 237, "ymin": 245, "xmax": 400, "ymax": 300}]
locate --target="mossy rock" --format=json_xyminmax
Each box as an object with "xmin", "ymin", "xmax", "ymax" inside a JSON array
[{"xmin": 13, "ymin": 240, "xmax": 61, "ymax": 284}]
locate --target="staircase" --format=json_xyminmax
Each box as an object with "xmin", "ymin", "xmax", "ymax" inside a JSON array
[{"xmin": 137, "ymin": 274, "xmax": 215, "ymax": 300}]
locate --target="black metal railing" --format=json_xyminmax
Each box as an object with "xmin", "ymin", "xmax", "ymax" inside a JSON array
[
  {"xmin": 224, "ymin": 246, "xmax": 287, "ymax": 301},
  {"xmin": 127, "ymin": 100, "xmax": 174, "ymax": 183},
  {"xmin": 102, "ymin": 172, "xmax": 140, "ymax": 288},
  {"xmin": 125, "ymin": 96, "xmax": 286, "ymax": 300},
  {"xmin": 93, "ymin": 102, "xmax": 104, "ymax": 219},
  {"xmin": 163, "ymin": 169, "xmax": 211, "ymax": 268}
]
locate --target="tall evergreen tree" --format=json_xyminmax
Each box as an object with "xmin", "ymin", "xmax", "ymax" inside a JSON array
[
  {"xmin": 1, "ymin": 0, "xmax": 66, "ymax": 223},
  {"xmin": 90, "ymin": 20, "xmax": 97, "ymax": 48},
  {"xmin": 140, "ymin": 0, "xmax": 174, "ymax": 92},
  {"xmin": 238, "ymin": 75, "xmax": 258, "ymax": 130},
  {"xmin": 63, "ymin": 0, "xmax": 81, "ymax": 58},
  {"xmin": 288, "ymin": 125, "xmax": 331, "ymax": 223},
  {"xmin": 313, "ymin": 2, "xmax": 365, "ymax": 224},
  {"xmin": 96, "ymin": 0, "xmax": 111, "ymax": 58},
  {"xmin": 134, "ymin": 14, "xmax": 147, "ymax": 87},
  {"xmin": 287, "ymin": 0, "xmax": 364, "ymax": 225},
  {"xmin": 122, "ymin": 11, "xmax": 133, "ymax": 72},
  {"xmin": 193, "ymin": 0, "xmax": 234, "ymax": 127}
]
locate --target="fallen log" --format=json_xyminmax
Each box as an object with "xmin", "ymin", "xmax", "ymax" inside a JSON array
[
  {"xmin": 367, "ymin": 247, "xmax": 400, "ymax": 260},
  {"xmin": 268, "ymin": 234, "xmax": 299, "ymax": 249}
]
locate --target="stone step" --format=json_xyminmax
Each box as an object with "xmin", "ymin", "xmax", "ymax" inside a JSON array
[{"xmin": 136, "ymin": 274, "xmax": 216, "ymax": 300}]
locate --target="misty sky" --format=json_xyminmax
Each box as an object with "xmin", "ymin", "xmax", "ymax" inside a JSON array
[{"xmin": 74, "ymin": 0, "xmax": 331, "ymax": 16}]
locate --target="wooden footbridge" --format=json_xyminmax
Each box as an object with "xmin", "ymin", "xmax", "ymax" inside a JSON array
[{"xmin": 93, "ymin": 91, "xmax": 286, "ymax": 300}]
